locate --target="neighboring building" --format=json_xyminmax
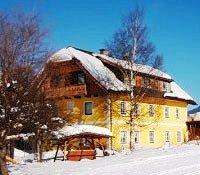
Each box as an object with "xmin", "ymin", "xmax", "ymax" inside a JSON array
[
  {"xmin": 42, "ymin": 46, "xmax": 196, "ymax": 150},
  {"xmin": 187, "ymin": 106, "xmax": 200, "ymax": 140}
]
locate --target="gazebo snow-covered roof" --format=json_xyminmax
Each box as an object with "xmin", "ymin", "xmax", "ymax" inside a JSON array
[{"xmin": 52, "ymin": 124, "xmax": 112, "ymax": 139}]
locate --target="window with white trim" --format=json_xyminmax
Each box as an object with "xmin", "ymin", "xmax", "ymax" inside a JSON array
[
  {"xmin": 67, "ymin": 102, "xmax": 74, "ymax": 113},
  {"xmin": 149, "ymin": 131, "xmax": 155, "ymax": 143},
  {"xmin": 133, "ymin": 103, "xmax": 140, "ymax": 116},
  {"xmin": 149, "ymin": 104, "xmax": 155, "ymax": 117},
  {"xmin": 134, "ymin": 131, "xmax": 139, "ymax": 144},
  {"xmin": 176, "ymin": 108, "xmax": 180, "ymax": 119},
  {"xmin": 144, "ymin": 77, "xmax": 150, "ymax": 88},
  {"xmin": 121, "ymin": 131, "xmax": 127, "ymax": 144},
  {"xmin": 165, "ymin": 131, "xmax": 170, "ymax": 142},
  {"xmin": 165, "ymin": 107, "xmax": 170, "ymax": 118},
  {"xmin": 163, "ymin": 82, "xmax": 171, "ymax": 92},
  {"xmin": 177, "ymin": 131, "xmax": 181, "ymax": 142},
  {"xmin": 84, "ymin": 102, "xmax": 93, "ymax": 115},
  {"xmin": 77, "ymin": 72, "xmax": 85, "ymax": 84},
  {"xmin": 120, "ymin": 101, "xmax": 127, "ymax": 115}
]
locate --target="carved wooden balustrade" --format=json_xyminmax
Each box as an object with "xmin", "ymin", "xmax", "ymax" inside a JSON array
[{"xmin": 45, "ymin": 84, "xmax": 87, "ymax": 98}]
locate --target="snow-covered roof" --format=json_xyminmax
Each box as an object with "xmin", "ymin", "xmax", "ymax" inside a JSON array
[
  {"xmin": 49, "ymin": 46, "xmax": 195, "ymax": 104},
  {"xmin": 164, "ymin": 82, "xmax": 195, "ymax": 104},
  {"xmin": 94, "ymin": 53, "xmax": 172, "ymax": 80},
  {"xmin": 50, "ymin": 47, "xmax": 126, "ymax": 91},
  {"xmin": 52, "ymin": 124, "xmax": 112, "ymax": 139}
]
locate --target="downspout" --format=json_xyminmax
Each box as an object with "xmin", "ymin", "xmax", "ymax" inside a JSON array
[{"xmin": 107, "ymin": 94, "xmax": 112, "ymax": 150}]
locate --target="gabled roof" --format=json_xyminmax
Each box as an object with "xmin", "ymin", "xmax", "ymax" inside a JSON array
[
  {"xmin": 93, "ymin": 53, "xmax": 172, "ymax": 81},
  {"xmin": 49, "ymin": 47, "xmax": 126, "ymax": 91},
  {"xmin": 49, "ymin": 46, "xmax": 196, "ymax": 105}
]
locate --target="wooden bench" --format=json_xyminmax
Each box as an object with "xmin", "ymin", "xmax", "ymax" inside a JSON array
[{"xmin": 66, "ymin": 150, "xmax": 96, "ymax": 161}]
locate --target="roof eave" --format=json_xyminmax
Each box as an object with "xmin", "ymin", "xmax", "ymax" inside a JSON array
[{"xmin": 164, "ymin": 96, "xmax": 197, "ymax": 105}]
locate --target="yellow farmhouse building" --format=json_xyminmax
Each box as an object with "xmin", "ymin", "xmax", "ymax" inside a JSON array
[{"xmin": 42, "ymin": 46, "xmax": 196, "ymax": 151}]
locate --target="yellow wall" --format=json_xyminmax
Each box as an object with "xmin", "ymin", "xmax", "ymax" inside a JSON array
[
  {"xmin": 56, "ymin": 94, "xmax": 188, "ymax": 151},
  {"xmin": 57, "ymin": 96, "xmax": 108, "ymax": 127},
  {"xmin": 111, "ymin": 95, "xmax": 188, "ymax": 150}
]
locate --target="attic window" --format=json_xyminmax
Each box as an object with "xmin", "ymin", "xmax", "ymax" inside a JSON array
[
  {"xmin": 163, "ymin": 82, "xmax": 171, "ymax": 92},
  {"xmin": 144, "ymin": 77, "xmax": 150, "ymax": 88},
  {"xmin": 77, "ymin": 72, "xmax": 85, "ymax": 84}
]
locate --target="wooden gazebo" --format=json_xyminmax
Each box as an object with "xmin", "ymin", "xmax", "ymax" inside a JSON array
[{"xmin": 52, "ymin": 125, "xmax": 112, "ymax": 161}]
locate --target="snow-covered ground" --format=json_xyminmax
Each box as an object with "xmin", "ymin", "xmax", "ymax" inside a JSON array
[{"xmin": 8, "ymin": 143, "xmax": 200, "ymax": 175}]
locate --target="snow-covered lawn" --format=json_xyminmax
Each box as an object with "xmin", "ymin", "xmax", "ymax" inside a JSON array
[{"xmin": 9, "ymin": 143, "xmax": 200, "ymax": 175}]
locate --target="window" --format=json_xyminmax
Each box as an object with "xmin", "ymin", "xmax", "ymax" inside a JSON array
[
  {"xmin": 165, "ymin": 107, "xmax": 170, "ymax": 118},
  {"xmin": 176, "ymin": 108, "xmax": 180, "ymax": 119},
  {"xmin": 67, "ymin": 102, "xmax": 74, "ymax": 113},
  {"xmin": 84, "ymin": 102, "xmax": 93, "ymax": 115},
  {"xmin": 120, "ymin": 101, "xmax": 127, "ymax": 115},
  {"xmin": 177, "ymin": 131, "xmax": 181, "ymax": 142},
  {"xmin": 149, "ymin": 131, "xmax": 155, "ymax": 143},
  {"xmin": 77, "ymin": 72, "xmax": 85, "ymax": 84},
  {"xmin": 134, "ymin": 131, "xmax": 139, "ymax": 144},
  {"xmin": 165, "ymin": 131, "xmax": 170, "ymax": 142},
  {"xmin": 133, "ymin": 103, "xmax": 140, "ymax": 116},
  {"xmin": 163, "ymin": 82, "xmax": 171, "ymax": 92},
  {"xmin": 149, "ymin": 105, "xmax": 155, "ymax": 117},
  {"xmin": 144, "ymin": 77, "xmax": 150, "ymax": 88},
  {"xmin": 121, "ymin": 131, "xmax": 127, "ymax": 144}
]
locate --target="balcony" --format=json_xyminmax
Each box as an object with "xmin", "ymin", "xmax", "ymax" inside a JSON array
[{"xmin": 45, "ymin": 84, "xmax": 87, "ymax": 98}]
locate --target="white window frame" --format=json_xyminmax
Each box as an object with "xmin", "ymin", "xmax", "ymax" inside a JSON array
[
  {"xmin": 134, "ymin": 131, "xmax": 140, "ymax": 144},
  {"xmin": 121, "ymin": 131, "xmax": 127, "ymax": 144},
  {"xmin": 133, "ymin": 103, "xmax": 140, "ymax": 116},
  {"xmin": 149, "ymin": 104, "xmax": 155, "ymax": 117},
  {"xmin": 177, "ymin": 131, "xmax": 181, "ymax": 142},
  {"xmin": 176, "ymin": 108, "xmax": 180, "ymax": 119},
  {"xmin": 84, "ymin": 101, "xmax": 93, "ymax": 115},
  {"xmin": 144, "ymin": 77, "xmax": 150, "ymax": 88},
  {"xmin": 67, "ymin": 101, "xmax": 74, "ymax": 113},
  {"xmin": 149, "ymin": 131, "xmax": 155, "ymax": 143},
  {"xmin": 77, "ymin": 72, "xmax": 85, "ymax": 84},
  {"xmin": 165, "ymin": 131, "xmax": 170, "ymax": 142},
  {"xmin": 163, "ymin": 82, "xmax": 171, "ymax": 92},
  {"xmin": 164, "ymin": 107, "xmax": 170, "ymax": 118},
  {"xmin": 120, "ymin": 101, "xmax": 127, "ymax": 115}
]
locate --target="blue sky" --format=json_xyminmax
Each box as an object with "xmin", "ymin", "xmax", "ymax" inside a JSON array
[{"xmin": 0, "ymin": 0, "xmax": 199, "ymax": 108}]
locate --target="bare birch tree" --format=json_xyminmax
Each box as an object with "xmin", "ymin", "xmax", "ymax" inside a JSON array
[
  {"xmin": 105, "ymin": 5, "xmax": 165, "ymax": 150},
  {"xmin": 105, "ymin": 5, "xmax": 163, "ymax": 69}
]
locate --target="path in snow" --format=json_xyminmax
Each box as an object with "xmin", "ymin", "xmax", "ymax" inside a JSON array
[{"xmin": 9, "ymin": 144, "xmax": 200, "ymax": 175}]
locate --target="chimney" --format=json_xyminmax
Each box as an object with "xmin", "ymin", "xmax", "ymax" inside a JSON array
[{"xmin": 99, "ymin": 49, "xmax": 109, "ymax": 56}]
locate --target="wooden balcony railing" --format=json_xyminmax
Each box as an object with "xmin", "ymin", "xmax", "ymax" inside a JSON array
[{"xmin": 45, "ymin": 84, "xmax": 87, "ymax": 98}]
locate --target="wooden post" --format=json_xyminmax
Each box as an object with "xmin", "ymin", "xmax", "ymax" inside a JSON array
[{"xmin": 98, "ymin": 138, "xmax": 105, "ymax": 156}]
